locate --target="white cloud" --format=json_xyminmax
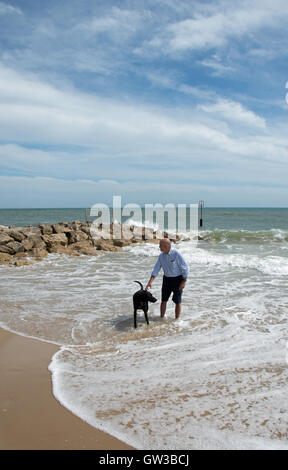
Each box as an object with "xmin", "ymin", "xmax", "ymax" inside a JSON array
[
  {"xmin": 0, "ymin": 1, "xmax": 21, "ymax": 15},
  {"xmin": 0, "ymin": 62, "xmax": 288, "ymax": 207},
  {"xmin": 168, "ymin": 13, "xmax": 227, "ymax": 51},
  {"xmin": 199, "ymin": 56, "xmax": 234, "ymax": 76},
  {"xmin": 76, "ymin": 7, "xmax": 148, "ymax": 40},
  {"xmin": 97, "ymin": 179, "xmax": 119, "ymax": 185},
  {"xmin": 198, "ymin": 99, "xmax": 267, "ymax": 129},
  {"xmin": 1, "ymin": 63, "xmax": 236, "ymax": 153},
  {"xmin": 144, "ymin": 71, "xmax": 176, "ymax": 90},
  {"xmin": 140, "ymin": 0, "xmax": 288, "ymax": 56},
  {"xmin": 0, "ymin": 144, "xmax": 56, "ymax": 170},
  {"xmin": 143, "ymin": 70, "xmax": 218, "ymax": 102},
  {"xmin": 0, "ymin": 64, "xmax": 285, "ymax": 149},
  {"xmin": 1, "ymin": 175, "xmax": 288, "ymax": 208},
  {"xmin": 0, "ymin": 1, "xmax": 287, "ymax": 208},
  {"xmin": 177, "ymin": 84, "xmax": 217, "ymax": 101}
]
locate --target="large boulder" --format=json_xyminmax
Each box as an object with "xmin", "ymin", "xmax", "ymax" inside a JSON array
[
  {"xmin": 7, "ymin": 229, "xmax": 26, "ymax": 242},
  {"xmin": 94, "ymin": 239, "xmax": 122, "ymax": 252},
  {"xmin": 0, "ymin": 232, "xmax": 14, "ymax": 245},
  {"xmin": 71, "ymin": 242, "xmax": 100, "ymax": 256},
  {"xmin": 21, "ymin": 226, "xmax": 42, "ymax": 236},
  {"xmin": 21, "ymin": 237, "xmax": 34, "ymax": 252},
  {"xmin": 90, "ymin": 223, "xmax": 111, "ymax": 240},
  {"xmin": 29, "ymin": 247, "xmax": 49, "ymax": 259},
  {"xmin": 121, "ymin": 225, "xmax": 134, "ymax": 241},
  {"xmin": 0, "ymin": 252, "xmax": 13, "ymax": 265},
  {"xmin": 71, "ymin": 220, "xmax": 82, "ymax": 231},
  {"xmin": 0, "ymin": 244, "xmax": 15, "ymax": 254},
  {"xmin": 78, "ymin": 247, "xmax": 101, "ymax": 256},
  {"xmin": 154, "ymin": 229, "xmax": 163, "ymax": 240},
  {"xmin": 67, "ymin": 230, "xmax": 88, "ymax": 244},
  {"xmin": 143, "ymin": 227, "xmax": 154, "ymax": 240},
  {"xmin": 22, "ymin": 234, "xmax": 46, "ymax": 252},
  {"xmin": 14, "ymin": 259, "xmax": 34, "ymax": 267},
  {"xmin": 42, "ymin": 233, "xmax": 68, "ymax": 252},
  {"xmin": 6, "ymin": 241, "xmax": 25, "ymax": 254},
  {"xmin": 38, "ymin": 223, "xmax": 53, "ymax": 235},
  {"xmin": 52, "ymin": 223, "xmax": 72, "ymax": 234},
  {"xmin": 130, "ymin": 225, "xmax": 144, "ymax": 239},
  {"xmin": 47, "ymin": 245, "xmax": 74, "ymax": 255},
  {"xmin": 78, "ymin": 223, "xmax": 92, "ymax": 235},
  {"xmin": 113, "ymin": 239, "xmax": 131, "ymax": 247}
]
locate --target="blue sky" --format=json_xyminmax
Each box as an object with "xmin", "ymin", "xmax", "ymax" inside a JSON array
[{"xmin": 0, "ymin": 0, "xmax": 288, "ymax": 207}]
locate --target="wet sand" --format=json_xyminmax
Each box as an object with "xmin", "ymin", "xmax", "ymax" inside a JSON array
[{"xmin": 0, "ymin": 327, "xmax": 134, "ymax": 450}]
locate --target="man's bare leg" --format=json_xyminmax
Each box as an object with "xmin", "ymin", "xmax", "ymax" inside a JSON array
[
  {"xmin": 160, "ymin": 301, "xmax": 167, "ymax": 318},
  {"xmin": 175, "ymin": 303, "xmax": 181, "ymax": 319}
]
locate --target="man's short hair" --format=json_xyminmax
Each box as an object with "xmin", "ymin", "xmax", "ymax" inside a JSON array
[{"xmin": 160, "ymin": 238, "xmax": 171, "ymax": 246}]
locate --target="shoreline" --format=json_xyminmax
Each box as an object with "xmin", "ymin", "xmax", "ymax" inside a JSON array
[{"xmin": 0, "ymin": 327, "xmax": 134, "ymax": 450}]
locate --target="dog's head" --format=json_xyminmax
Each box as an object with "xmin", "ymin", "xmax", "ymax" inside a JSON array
[
  {"xmin": 133, "ymin": 281, "xmax": 157, "ymax": 303},
  {"xmin": 145, "ymin": 290, "xmax": 157, "ymax": 303}
]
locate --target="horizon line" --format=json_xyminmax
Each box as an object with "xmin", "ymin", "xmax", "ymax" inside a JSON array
[{"xmin": 1, "ymin": 206, "xmax": 288, "ymax": 210}]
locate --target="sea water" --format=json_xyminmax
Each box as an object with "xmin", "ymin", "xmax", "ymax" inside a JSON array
[{"xmin": 0, "ymin": 208, "xmax": 288, "ymax": 449}]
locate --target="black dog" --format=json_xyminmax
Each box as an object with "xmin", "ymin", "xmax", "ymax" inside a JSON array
[{"xmin": 133, "ymin": 281, "xmax": 157, "ymax": 328}]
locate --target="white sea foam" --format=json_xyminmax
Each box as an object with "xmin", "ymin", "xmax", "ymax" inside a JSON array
[
  {"xmin": 126, "ymin": 240, "xmax": 288, "ymax": 276},
  {"xmin": 49, "ymin": 324, "xmax": 288, "ymax": 450},
  {"xmin": 1, "ymin": 235, "xmax": 288, "ymax": 449}
]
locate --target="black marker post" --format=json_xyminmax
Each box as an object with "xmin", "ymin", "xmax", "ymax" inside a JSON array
[{"xmin": 199, "ymin": 200, "xmax": 204, "ymax": 227}]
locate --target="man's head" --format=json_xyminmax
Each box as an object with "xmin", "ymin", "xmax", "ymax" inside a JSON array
[{"xmin": 159, "ymin": 238, "xmax": 171, "ymax": 254}]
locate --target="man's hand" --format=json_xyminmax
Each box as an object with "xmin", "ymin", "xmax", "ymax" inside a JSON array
[
  {"xmin": 179, "ymin": 280, "xmax": 186, "ymax": 291},
  {"xmin": 145, "ymin": 276, "xmax": 155, "ymax": 290}
]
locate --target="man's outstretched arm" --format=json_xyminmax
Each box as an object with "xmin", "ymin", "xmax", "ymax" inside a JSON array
[{"xmin": 145, "ymin": 275, "xmax": 155, "ymax": 290}]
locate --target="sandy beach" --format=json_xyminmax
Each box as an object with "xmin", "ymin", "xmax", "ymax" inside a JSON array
[{"xmin": 0, "ymin": 327, "xmax": 134, "ymax": 450}]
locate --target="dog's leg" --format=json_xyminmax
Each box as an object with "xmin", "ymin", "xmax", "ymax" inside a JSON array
[
  {"xmin": 144, "ymin": 307, "xmax": 149, "ymax": 325},
  {"xmin": 134, "ymin": 308, "xmax": 137, "ymax": 329}
]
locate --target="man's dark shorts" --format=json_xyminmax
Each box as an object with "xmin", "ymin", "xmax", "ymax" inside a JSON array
[{"xmin": 161, "ymin": 275, "xmax": 183, "ymax": 305}]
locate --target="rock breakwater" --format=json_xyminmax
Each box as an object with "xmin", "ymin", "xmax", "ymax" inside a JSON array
[{"xmin": 0, "ymin": 221, "xmax": 168, "ymax": 266}]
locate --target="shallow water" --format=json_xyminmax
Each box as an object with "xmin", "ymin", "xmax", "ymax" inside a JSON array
[{"xmin": 1, "ymin": 210, "xmax": 288, "ymax": 449}]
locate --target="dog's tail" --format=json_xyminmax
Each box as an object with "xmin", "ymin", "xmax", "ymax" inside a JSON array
[{"xmin": 134, "ymin": 280, "xmax": 144, "ymax": 290}]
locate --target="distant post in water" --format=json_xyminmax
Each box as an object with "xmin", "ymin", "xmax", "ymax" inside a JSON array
[{"xmin": 199, "ymin": 200, "xmax": 204, "ymax": 227}]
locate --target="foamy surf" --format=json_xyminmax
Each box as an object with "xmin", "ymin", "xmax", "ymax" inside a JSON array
[
  {"xmin": 48, "ymin": 322, "xmax": 288, "ymax": 450},
  {"xmin": 1, "ymin": 214, "xmax": 288, "ymax": 449}
]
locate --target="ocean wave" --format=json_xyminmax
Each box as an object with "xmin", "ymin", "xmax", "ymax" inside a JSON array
[
  {"xmin": 126, "ymin": 240, "xmax": 288, "ymax": 276},
  {"xmin": 49, "ymin": 327, "xmax": 288, "ymax": 450},
  {"xmin": 123, "ymin": 226, "xmax": 288, "ymax": 246},
  {"xmin": 199, "ymin": 228, "xmax": 288, "ymax": 244},
  {"xmin": 2, "ymin": 239, "xmax": 288, "ymax": 449},
  {"xmin": 185, "ymin": 249, "xmax": 288, "ymax": 276}
]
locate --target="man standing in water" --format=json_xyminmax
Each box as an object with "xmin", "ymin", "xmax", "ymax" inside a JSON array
[{"xmin": 145, "ymin": 238, "xmax": 189, "ymax": 319}]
